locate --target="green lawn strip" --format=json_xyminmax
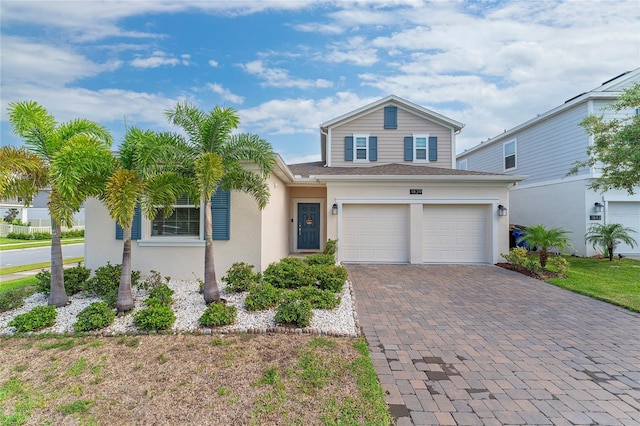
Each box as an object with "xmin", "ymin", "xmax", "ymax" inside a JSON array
[
  {"xmin": 0, "ymin": 238, "xmax": 84, "ymax": 251},
  {"xmin": 546, "ymin": 257, "xmax": 640, "ymax": 312},
  {"xmin": 1, "ymin": 257, "xmax": 84, "ymax": 276}
]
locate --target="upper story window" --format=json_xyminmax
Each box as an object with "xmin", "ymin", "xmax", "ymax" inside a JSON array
[
  {"xmin": 414, "ymin": 135, "xmax": 428, "ymax": 162},
  {"xmin": 384, "ymin": 106, "xmax": 397, "ymax": 129},
  {"xmin": 152, "ymin": 196, "xmax": 200, "ymax": 237},
  {"xmin": 344, "ymin": 135, "xmax": 378, "ymax": 162},
  {"xmin": 404, "ymin": 135, "xmax": 437, "ymax": 162},
  {"xmin": 458, "ymin": 159, "xmax": 468, "ymax": 170},
  {"xmin": 503, "ymin": 139, "xmax": 517, "ymax": 171}
]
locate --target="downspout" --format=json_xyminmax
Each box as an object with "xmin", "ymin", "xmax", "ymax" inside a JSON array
[{"xmin": 321, "ymin": 127, "xmax": 330, "ymax": 167}]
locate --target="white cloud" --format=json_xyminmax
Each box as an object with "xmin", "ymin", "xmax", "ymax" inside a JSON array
[
  {"xmin": 208, "ymin": 59, "xmax": 219, "ymax": 67},
  {"xmin": 208, "ymin": 83, "xmax": 245, "ymax": 104},
  {"xmin": 239, "ymin": 60, "xmax": 333, "ymax": 89},
  {"xmin": 130, "ymin": 51, "xmax": 181, "ymax": 68}
]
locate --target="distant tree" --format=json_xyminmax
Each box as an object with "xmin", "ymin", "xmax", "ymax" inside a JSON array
[
  {"xmin": 585, "ymin": 223, "xmax": 637, "ymax": 261},
  {"xmin": 517, "ymin": 224, "xmax": 573, "ymax": 268},
  {"xmin": 6, "ymin": 101, "xmax": 113, "ymax": 307},
  {"xmin": 165, "ymin": 102, "xmax": 276, "ymax": 304},
  {"xmin": 569, "ymin": 83, "xmax": 640, "ymax": 195},
  {"xmin": 3, "ymin": 208, "xmax": 20, "ymax": 223},
  {"xmin": 102, "ymin": 127, "xmax": 191, "ymax": 312}
]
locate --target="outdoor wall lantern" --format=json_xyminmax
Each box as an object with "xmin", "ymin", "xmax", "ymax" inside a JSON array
[
  {"xmin": 594, "ymin": 202, "xmax": 604, "ymax": 213},
  {"xmin": 498, "ymin": 204, "xmax": 508, "ymax": 216},
  {"xmin": 332, "ymin": 203, "xmax": 338, "ymax": 215}
]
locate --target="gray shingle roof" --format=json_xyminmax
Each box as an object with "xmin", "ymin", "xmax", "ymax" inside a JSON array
[{"xmin": 288, "ymin": 162, "xmax": 505, "ymax": 178}]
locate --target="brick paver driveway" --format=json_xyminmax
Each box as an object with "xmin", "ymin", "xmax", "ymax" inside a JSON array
[{"xmin": 348, "ymin": 264, "xmax": 640, "ymax": 425}]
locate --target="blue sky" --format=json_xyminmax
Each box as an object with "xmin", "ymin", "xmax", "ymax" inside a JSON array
[{"xmin": 1, "ymin": 1, "xmax": 639, "ymax": 164}]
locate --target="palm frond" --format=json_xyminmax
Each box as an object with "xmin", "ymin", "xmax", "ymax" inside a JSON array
[
  {"xmin": 201, "ymin": 106, "xmax": 239, "ymax": 153},
  {"xmin": 0, "ymin": 146, "xmax": 49, "ymax": 203},
  {"xmin": 57, "ymin": 118, "xmax": 112, "ymax": 149},
  {"xmin": 105, "ymin": 169, "xmax": 144, "ymax": 229},
  {"xmin": 221, "ymin": 168, "xmax": 271, "ymax": 210},
  {"xmin": 195, "ymin": 153, "xmax": 224, "ymax": 200},
  {"xmin": 165, "ymin": 101, "xmax": 206, "ymax": 147},
  {"xmin": 139, "ymin": 172, "xmax": 194, "ymax": 220},
  {"xmin": 221, "ymin": 133, "xmax": 276, "ymax": 177},
  {"xmin": 7, "ymin": 101, "xmax": 57, "ymax": 158}
]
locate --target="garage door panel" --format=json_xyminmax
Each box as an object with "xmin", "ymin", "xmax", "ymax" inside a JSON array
[
  {"xmin": 342, "ymin": 205, "xmax": 408, "ymax": 262},
  {"xmin": 423, "ymin": 205, "xmax": 488, "ymax": 263},
  {"xmin": 608, "ymin": 202, "xmax": 640, "ymax": 254}
]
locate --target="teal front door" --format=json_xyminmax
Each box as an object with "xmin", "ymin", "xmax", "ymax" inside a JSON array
[{"xmin": 297, "ymin": 203, "xmax": 320, "ymax": 250}]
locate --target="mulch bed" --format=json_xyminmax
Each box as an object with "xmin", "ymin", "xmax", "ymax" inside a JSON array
[{"xmin": 495, "ymin": 263, "xmax": 564, "ymax": 280}]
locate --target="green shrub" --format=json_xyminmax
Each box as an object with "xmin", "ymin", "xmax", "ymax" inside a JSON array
[
  {"xmin": 548, "ymin": 256, "xmax": 569, "ymax": 275},
  {"xmin": 6, "ymin": 232, "xmax": 33, "ymax": 240},
  {"xmin": 275, "ymin": 299, "xmax": 312, "ymax": 328},
  {"xmin": 292, "ymin": 286, "xmax": 341, "ymax": 310},
  {"xmin": 304, "ymin": 253, "xmax": 335, "ymax": 266},
  {"xmin": 61, "ymin": 229, "xmax": 85, "ymax": 238},
  {"xmin": 134, "ymin": 305, "xmax": 175, "ymax": 331},
  {"xmin": 315, "ymin": 265, "xmax": 348, "ymax": 293},
  {"xmin": 144, "ymin": 284, "xmax": 174, "ymax": 307},
  {"xmin": 74, "ymin": 302, "xmax": 115, "ymax": 331},
  {"xmin": 8, "ymin": 305, "xmax": 57, "ymax": 332},
  {"xmin": 323, "ymin": 239, "xmax": 337, "ymax": 256},
  {"xmin": 199, "ymin": 303, "xmax": 237, "ymax": 327},
  {"xmin": 245, "ymin": 283, "xmax": 282, "ymax": 311},
  {"xmin": 222, "ymin": 262, "xmax": 260, "ymax": 293},
  {"xmin": 0, "ymin": 287, "xmax": 37, "ymax": 313},
  {"xmin": 263, "ymin": 257, "xmax": 311, "ymax": 288},
  {"xmin": 524, "ymin": 258, "xmax": 543, "ymax": 275},
  {"xmin": 86, "ymin": 263, "xmax": 141, "ymax": 308},
  {"xmin": 137, "ymin": 270, "xmax": 171, "ymax": 292},
  {"xmin": 501, "ymin": 247, "xmax": 529, "ymax": 267},
  {"xmin": 35, "ymin": 263, "xmax": 91, "ymax": 296},
  {"xmin": 32, "ymin": 232, "xmax": 52, "ymax": 240}
]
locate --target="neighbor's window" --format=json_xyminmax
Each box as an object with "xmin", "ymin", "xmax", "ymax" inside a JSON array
[
  {"xmin": 354, "ymin": 134, "xmax": 369, "ymax": 162},
  {"xmin": 458, "ymin": 159, "xmax": 468, "ymax": 170},
  {"xmin": 414, "ymin": 135, "xmax": 428, "ymax": 162},
  {"xmin": 151, "ymin": 196, "xmax": 200, "ymax": 237},
  {"xmin": 504, "ymin": 139, "xmax": 517, "ymax": 170}
]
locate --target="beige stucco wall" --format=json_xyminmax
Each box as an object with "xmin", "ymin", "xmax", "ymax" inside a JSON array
[
  {"xmin": 329, "ymin": 106, "xmax": 453, "ymax": 168},
  {"xmin": 260, "ymin": 174, "xmax": 291, "ymax": 269},
  {"xmin": 324, "ymin": 180, "xmax": 512, "ymax": 264}
]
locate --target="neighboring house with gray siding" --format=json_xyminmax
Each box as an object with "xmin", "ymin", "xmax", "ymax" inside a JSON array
[{"xmin": 457, "ymin": 68, "xmax": 640, "ymax": 257}]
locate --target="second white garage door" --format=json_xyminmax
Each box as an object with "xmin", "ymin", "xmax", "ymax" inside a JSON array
[
  {"xmin": 423, "ymin": 205, "xmax": 488, "ymax": 263},
  {"xmin": 342, "ymin": 204, "xmax": 409, "ymax": 262},
  {"xmin": 608, "ymin": 202, "xmax": 640, "ymax": 254}
]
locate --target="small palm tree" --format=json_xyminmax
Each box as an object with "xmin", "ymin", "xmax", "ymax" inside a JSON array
[
  {"xmin": 6, "ymin": 101, "xmax": 113, "ymax": 307},
  {"xmin": 102, "ymin": 127, "xmax": 192, "ymax": 312},
  {"xmin": 586, "ymin": 223, "xmax": 637, "ymax": 261},
  {"xmin": 517, "ymin": 224, "xmax": 573, "ymax": 268},
  {"xmin": 165, "ymin": 102, "xmax": 276, "ymax": 304}
]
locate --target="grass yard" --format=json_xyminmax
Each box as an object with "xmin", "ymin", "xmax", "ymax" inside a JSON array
[
  {"xmin": 0, "ymin": 237, "xmax": 84, "ymax": 251},
  {"xmin": 1, "ymin": 257, "xmax": 84, "ymax": 276},
  {"xmin": 0, "ymin": 334, "xmax": 391, "ymax": 425},
  {"xmin": 546, "ymin": 256, "xmax": 640, "ymax": 312}
]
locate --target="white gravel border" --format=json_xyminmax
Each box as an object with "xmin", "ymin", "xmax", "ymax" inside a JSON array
[{"xmin": 0, "ymin": 280, "xmax": 360, "ymax": 337}]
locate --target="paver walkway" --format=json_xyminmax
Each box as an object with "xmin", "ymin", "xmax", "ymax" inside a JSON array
[{"xmin": 348, "ymin": 264, "xmax": 640, "ymax": 425}]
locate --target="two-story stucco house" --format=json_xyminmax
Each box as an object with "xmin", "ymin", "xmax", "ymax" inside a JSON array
[
  {"xmin": 85, "ymin": 95, "xmax": 521, "ymax": 279},
  {"xmin": 457, "ymin": 69, "xmax": 640, "ymax": 257}
]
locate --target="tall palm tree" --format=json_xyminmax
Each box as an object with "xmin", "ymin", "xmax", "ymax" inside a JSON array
[
  {"xmin": 586, "ymin": 223, "xmax": 637, "ymax": 261},
  {"xmin": 102, "ymin": 127, "xmax": 192, "ymax": 312},
  {"xmin": 0, "ymin": 147, "xmax": 48, "ymax": 204},
  {"xmin": 7, "ymin": 101, "xmax": 113, "ymax": 307},
  {"xmin": 165, "ymin": 102, "xmax": 276, "ymax": 304},
  {"xmin": 517, "ymin": 224, "xmax": 573, "ymax": 268}
]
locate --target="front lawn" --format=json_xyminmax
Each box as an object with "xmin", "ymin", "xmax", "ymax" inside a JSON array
[
  {"xmin": 0, "ymin": 237, "xmax": 84, "ymax": 251},
  {"xmin": 546, "ymin": 256, "xmax": 640, "ymax": 312}
]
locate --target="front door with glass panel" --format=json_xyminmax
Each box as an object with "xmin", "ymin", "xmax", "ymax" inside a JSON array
[{"xmin": 297, "ymin": 203, "xmax": 320, "ymax": 250}]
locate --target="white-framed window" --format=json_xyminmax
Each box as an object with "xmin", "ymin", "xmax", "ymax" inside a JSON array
[
  {"xmin": 151, "ymin": 196, "xmax": 201, "ymax": 238},
  {"xmin": 354, "ymin": 134, "xmax": 369, "ymax": 162},
  {"xmin": 458, "ymin": 159, "xmax": 468, "ymax": 170},
  {"xmin": 503, "ymin": 139, "xmax": 517, "ymax": 171},
  {"xmin": 413, "ymin": 135, "xmax": 428, "ymax": 163}
]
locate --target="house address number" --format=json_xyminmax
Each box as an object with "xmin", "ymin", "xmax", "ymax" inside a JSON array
[{"xmin": 410, "ymin": 189, "xmax": 422, "ymax": 195}]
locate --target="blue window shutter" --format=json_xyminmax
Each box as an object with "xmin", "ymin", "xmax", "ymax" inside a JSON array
[
  {"xmin": 369, "ymin": 136, "xmax": 378, "ymax": 161},
  {"xmin": 404, "ymin": 136, "xmax": 413, "ymax": 161},
  {"xmin": 344, "ymin": 136, "xmax": 353, "ymax": 161},
  {"xmin": 428, "ymin": 136, "xmax": 438, "ymax": 161},
  {"xmin": 211, "ymin": 190, "xmax": 230, "ymax": 240},
  {"xmin": 116, "ymin": 204, "xmax": 141, "ymax": 240},
  {"xmin": 384, "ymin": 106, "xmax": 397, "ymax": 129}
]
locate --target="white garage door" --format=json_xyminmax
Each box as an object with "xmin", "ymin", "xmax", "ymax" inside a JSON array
[
  {"xmin": 342, "ymin": 204, "xmax": 409, "ymax": 262},
  {"xmin": 608, "ymin": 202, "xmax": 640, "ymax": 254},
  {"xmin": 423, "ymin": 205, "xmax": 488, "ymax": 263}
]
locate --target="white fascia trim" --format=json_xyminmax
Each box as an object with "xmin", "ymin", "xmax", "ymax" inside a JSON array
[
  {"xmin": 603, "ymin": 195, "xmax": 640, "ymax": 202},
  {"xmin": 513, "ymin": 174, "xmax": 592, "ymax": 190},
  {"xmin": 326, "ymin": 127, "xmax": 332, "ymax": 167},
  {"xmin": 336, "ymin": 198, "xmax": 499, "ymax": 205},
  {"xmin": 451, "ymin": 127, "xmax": 456, "ymax": 169},
  {"xmin": 314, "ymin": 174, "xmax": 524, "ymax": 183}
]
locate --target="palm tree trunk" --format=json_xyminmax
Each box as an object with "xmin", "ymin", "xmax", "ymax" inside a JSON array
[
  {"xmin": 608, "ymin": 243, "xmax": 614, "ymax": 261},
  {"xmin": 116, "ymin": 225, "xmax": 135, "ymax": 312},
  {"xmin": 539, "ymin": 249, "xmax": 548, "ymax": 268},
  {"xmin": 203, "ymin": 198, "xmax": 220, "ymax": 304},
  {"xmin": 49, "ymin": 218, "xmax": 68, "ymax": 307}
]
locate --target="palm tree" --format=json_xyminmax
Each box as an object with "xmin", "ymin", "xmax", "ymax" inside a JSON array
[
  {"xmin": 586, "ymin": 223, "xmax": 637, "ymax": 261},
  {"xmin": 165, "ymin": 102, "xmax": 276, "ymax": 304},
  {"xmin": 517, "ymin": 224, "xmax": 573, "ymax": 268},
  {"xmin": 7, "ymin": 101, "xmax": 113, "ymax": 307},
  {"xmin": 102, "ymin": 127, "xmax": 192, "ymax": 312}
]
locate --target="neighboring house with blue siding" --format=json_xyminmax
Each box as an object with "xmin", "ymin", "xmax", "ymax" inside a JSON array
[
  {"xmin": 457, "ymin": 68, "xmax": 640, "ymax": 257},
  {"xmin": 85, "ymin": 95, "xmax": 521, "ymax": 279}
]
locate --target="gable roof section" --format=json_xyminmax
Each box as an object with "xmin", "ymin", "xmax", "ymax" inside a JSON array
[
  {"xmin": 320, "ymin": 95, "xmax": 465, "ymax": 132},
  {"xmin": 458, "ymin": 67, "xmax": 640, "ymax": 159}
]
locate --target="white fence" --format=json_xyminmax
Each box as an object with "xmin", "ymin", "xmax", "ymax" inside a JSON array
[{"xmin": 0, "ymin": 223, "xmax": 85, "ymax": 237}]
